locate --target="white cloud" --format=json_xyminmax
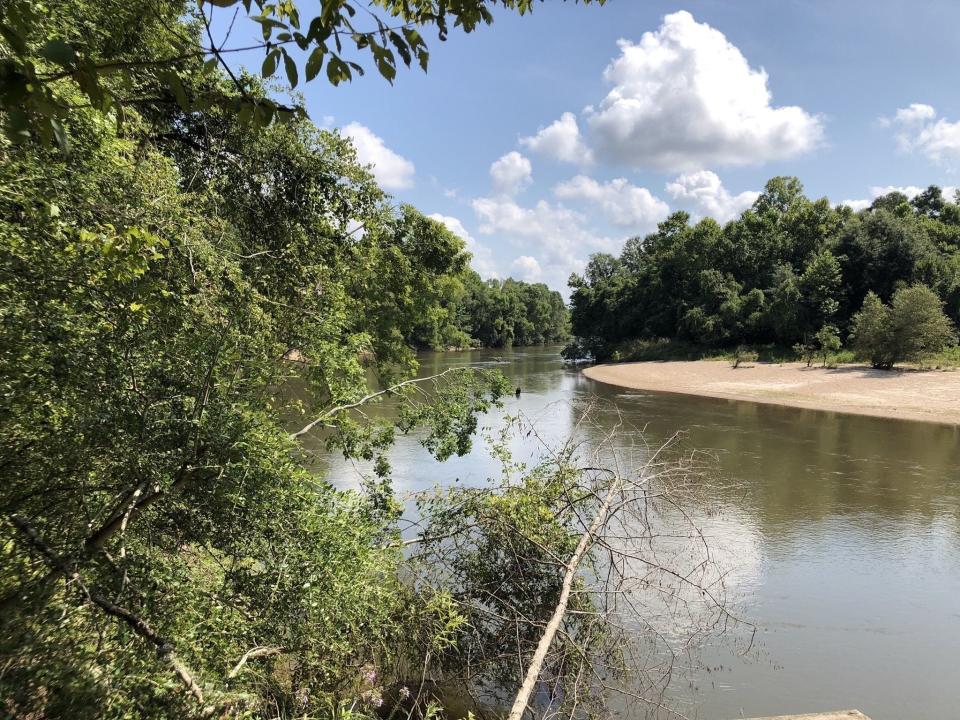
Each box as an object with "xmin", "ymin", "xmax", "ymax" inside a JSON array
[
  {"xmin": 665, "ymin": 170, "xmax": 759, "ymax": 222},
  {"xmin": 510, "ymin": 255, "xmax": 543, "ymax": 282},
  {"xmin": 554, "ymin": 175, "xmax": 669, "ymax": 229},
  {"xmin": 428, "ymin": 213, "xmax": 498, "ymax": 279},
  {"xmin": 840, "ymin": 184, "xmax": 959, "ymax": 211},
  {"xmin": 585, "ymin": 11, "xmax": 823, "ymax": 171},
  {"xmin": 520, "ymin": 112, "xmax": 594, "ymax": 165},
  {"xmin": 489, "ymin": 151, "xmax": 533, "ymax": 196},
  {"xmin": 884, "ymin": 104, "xmax": 960, "ymax": 165},
  {"xmin": 471, "ymin": 196, "xmax": 613, "ymax": 291},
  {"xmin": 890, "ymin": 103, "xmax": 936, "ymax": 126},
  {"xmin": 342, "ymin": 122, "xmax": 416, "ymax": 190},
  {"xmin": 839, "ymin": 198, "xmax": 871, "ymax": 212}
]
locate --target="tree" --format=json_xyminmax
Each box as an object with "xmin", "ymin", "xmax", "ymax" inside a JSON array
[
  {"xmin": 888, "ymin": 284, "xmax": 957, "ymax": 364},
  {"xmin": 567, "ymin": 173, "xmax": 960, "ymax": 358},
  {"xmin": 798, "ymin": 249, "xmax": 842, "ymax": 331},
  {"xmin": 0, "ymin": 0, "xmax": 604, "ymax": 147},
  {"xmin": 1, "ymin": 5, "xmax": 517, "ymax": 714},
  {"xmin": 814, "ymin": 324, "xmax": 842, "ymax": 367},
  {"xmin": 851, "ymin": 286, "xmax": 956, "ymax": 368},
  {"xmin": 850, "ymin": 291, "xmax": 893, "ymax": 368}
]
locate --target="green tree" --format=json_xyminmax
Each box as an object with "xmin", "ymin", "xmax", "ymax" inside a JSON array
[
  {"xmin": 0, "ymin": 0, "xmax": 604, "ymax": 146},
  {"xmin": 798, "ymin": 249, "xmax": 842, "ymax": 330},
  {"xmin": 888, "ymin": 284, "xmax": 957, "ymax": 364},
  {"xmin": 850, "ymin": 291, "xmax": 893, "ymax": 368},
  {"xmin": 567, "ymin": 173, "xmax": 960, "ymax": 358},
  {"xmin": 814, "ymin": 324, "xmax": 842, "ymax": 367},
  {"xmin": 0, "ymin": 4, "xmax": 517, "ymax": 715},
  {"xmin": 851, "ymin": 286, "xmax": 956, "ymax": 368}
]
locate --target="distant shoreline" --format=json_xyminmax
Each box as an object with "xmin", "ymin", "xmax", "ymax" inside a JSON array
[{"xmin": 583, "ymin": 360, "xmax": 960, "ymax": 426}]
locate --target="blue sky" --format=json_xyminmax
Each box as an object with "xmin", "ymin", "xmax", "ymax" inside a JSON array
[{"xmin": 216, "ymin": 0, "xmax": 960, "ymax": 292}]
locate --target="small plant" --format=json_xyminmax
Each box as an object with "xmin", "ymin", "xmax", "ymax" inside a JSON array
[
  {"xmin": 815, "ymin": 325, "xmax": 842, "ymax": 367},
  {"xmin": 731, "ymin": 346, "xmax": 759, "ymax": 368},
  {"xmin": 793, "ymin": 337, "xmax": 816, "ymax": 367}
]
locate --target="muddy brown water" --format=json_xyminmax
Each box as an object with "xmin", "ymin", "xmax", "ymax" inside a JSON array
[{"xmin": 301, "ymin": 346, "xmax": 960, "ymax": 720}]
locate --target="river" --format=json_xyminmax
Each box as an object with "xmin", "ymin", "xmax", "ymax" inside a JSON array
[{"xmin": 307, "ymin": 346, "xmax": 960, "ymax": 720}]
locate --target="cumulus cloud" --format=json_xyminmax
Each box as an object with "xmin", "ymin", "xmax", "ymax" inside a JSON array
[
  {"xmin": 471, "ymin": 196, "xmax": 613, "ymax": 291},
  {"xmin": 839, "ymin": 198, "xmax": 872, "ymax": 212},
  {"xmin": 883, "ymin": 104, "xmax": 960, "ymax": 165},
  {"xmin": 839, "ymin": 184, "xmax": 959, "ymax": 210},
  {"xmin": 428, "ymin": 213, "xmax": 499, "ymax": 279},
  {"xmin": 510, "ymin": 255, "xmax": 543, "ymax": 282},
  {"xmin": 342, "ymin": 122, "xmax": 416, "ymax": 190},
  {"xmin": 554, "ymin": 175, "xmax": 669, "ymax": 229},
  {"xmin": 585, "ymin": 11, "xmax": 822, "ymax": 171},
  {"xmin": 885, "ymin": 103, "xmax": 937, "ymax": 126},
  {"xmin": 665, "ymin": 170, "xmax": 759, "ymax": 222},
  {"xmin": 520, "ymin": 112, "xmax": 594, "ymax": 165},
  {"xmin": 489, "ymin": 151, "xmax": 533, "ymax": 196}
]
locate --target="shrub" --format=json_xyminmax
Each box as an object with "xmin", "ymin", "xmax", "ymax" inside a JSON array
[
  {"xmin": 851, "ymin": 286, "xmax": 957, "ymax": 368},
  {"xmin": 731, "ymin": 346, "xmax": 759, "ymax": 368}
]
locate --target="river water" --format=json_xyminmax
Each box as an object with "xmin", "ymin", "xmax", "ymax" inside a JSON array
[{"xmin": 310, "ymin": 346, "xmax": 960, "ymax": 720}]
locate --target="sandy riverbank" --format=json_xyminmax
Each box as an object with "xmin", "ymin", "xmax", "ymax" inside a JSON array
[{"xmin": 583, "ymin": 360, "xmax": 960, "ymax": 425}]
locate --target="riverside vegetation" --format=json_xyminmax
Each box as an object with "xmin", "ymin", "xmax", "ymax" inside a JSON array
[
  {"xmin": 0, "ymin": 3, "xmax": 745, "ymax": 720},
  {"xmin": 566, "ymin": 178, "xmax": 960, "ymax": 369}
]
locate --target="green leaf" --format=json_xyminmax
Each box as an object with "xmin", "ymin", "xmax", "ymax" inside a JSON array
[
  {"xmin": 4, "ymin": 109, "xmax": 32, "ymax": 144},
  {"xmin": 50, "ymin": 117, "xmax": 68, "ymax": 153},
  {"xmin": 39, "ymin": 39, "xmax": 77, "ymax": 68},
  {"xmin": 0, "ymin": 22, "xmax": 27, "ymax": 54},
  {"xmin": 305, "ymin": 47, "xmax": 325, "ymax": 81},
  {"xmin": 262, "ymin": 50, "xmax": 278, "ymax": 78},
  {"xmin": 326, "ymin": 56, "xmax": 350, "ymax": 86},
  {"xmin": 282, "ymin": 50, "xmax": 298, "ymax": 88},
  {"xmin": 238, "ymin": 101, "xmax": 253, "ymax": 125},
  {"xmin": 166, "ymin": 73, "xmax": 189, "ymax": 111}
]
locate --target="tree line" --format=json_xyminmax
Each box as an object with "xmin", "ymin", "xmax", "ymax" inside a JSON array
[
  {"xmin": 567, "ymin": 177, "xmax": 960, "ymax": 367},
  {"xmin": 412, "ymin": 272, "xmax": 570, "ymax": 351}
]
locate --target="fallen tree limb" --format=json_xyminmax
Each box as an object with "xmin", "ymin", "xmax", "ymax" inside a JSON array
[
  {"xmin": 505, "ymin": 475, "xmax": 622, "ymax": 720},
  {"xmin": 227, "ymin": 645, "xmax": 285, "ymax": 680},
  {"xmin": 289, "ymin": 367, "xmax": 470, "ymax": 439}
]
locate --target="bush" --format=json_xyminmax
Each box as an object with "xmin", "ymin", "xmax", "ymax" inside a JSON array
[
  {"xmin": 851, "ymin": 286, "xmax": 957, "ymax": 368},
  {"xmin": 731, "ymin": 346, "xmax": 759, "ymax": 368}
]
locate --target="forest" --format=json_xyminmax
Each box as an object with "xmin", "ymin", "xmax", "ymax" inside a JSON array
[
  {"xmin": 0, "ymin": 3, "xmax": 642, "ymax": 720},
  {"xmin": 411, "ymin": 273, "xmax": 569, "ymax": 351},
  {"xmin": 567, "ymin": 178, "xmax": 960, "ymax": 365}
]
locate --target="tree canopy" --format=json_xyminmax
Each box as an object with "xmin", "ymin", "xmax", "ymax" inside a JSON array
[
  {"xmin": 0, "ymin": 0, "xmax": 602, "ymax": 148},
  {"xmin": 0, "ymin": 0, "xmax": 586, "ymax": 716},
  {"xmin": 568, "ymin": 178, "xmax": 960, "ymax": 364}
]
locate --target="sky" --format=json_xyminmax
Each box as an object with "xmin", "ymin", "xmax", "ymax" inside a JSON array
[{"xmin": 214, "ymin": 0, "xmax": 960, "ymax": 293}]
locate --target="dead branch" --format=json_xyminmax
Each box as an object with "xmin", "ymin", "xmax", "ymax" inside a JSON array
[
  {"xmin": 506, "ymin": 476, "xmax": 621, "ymax": 720},
  {"xmin": 227, "ymin": 645, "xmax": 285, "ymax": 680},
  {"xmin": 289, "ymin": 367, "xmax": 474, "ymax": 439}
]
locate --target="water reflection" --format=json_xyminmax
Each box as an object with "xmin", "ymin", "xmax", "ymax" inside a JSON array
[{"xmin": 300, "ymin": 346, "xmax": 960, "ymax": 720}]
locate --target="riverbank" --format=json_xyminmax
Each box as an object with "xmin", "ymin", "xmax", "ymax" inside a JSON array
[{"xmin": 583, "ymin": 360, "xmax": 960, "ymax": 425}]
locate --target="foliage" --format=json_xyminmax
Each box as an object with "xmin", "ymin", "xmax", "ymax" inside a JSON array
[
  {"xmin": 731, "ymin": 347, "xmax": 758, "ymax": 369},
  {"xmin": 850, "ymin": 285, "xmax": 957, "ymax": 369},
  {"xmin": 569, "ymin": 178, "xmax": 960, "ymax": 362},
  {"xmin": 409, "ymin": 271, "xmax": 569, "ymax": 350},
  {"xmin": 0, "ymin": 0, "xmax": 603, "ymax": 147},
  {"xmin": 0, "ymin": 3, "xmax": 520, "ymax": 715}
]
